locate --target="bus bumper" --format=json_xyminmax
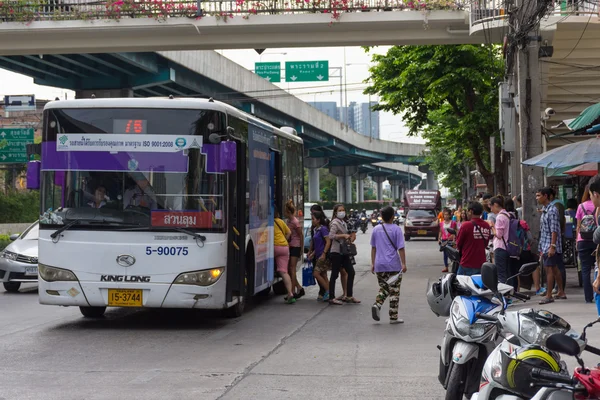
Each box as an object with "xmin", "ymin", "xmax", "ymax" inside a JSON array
[{"xmin": 39, "ymin": 274, "xmax": 228, "ymax": 309}]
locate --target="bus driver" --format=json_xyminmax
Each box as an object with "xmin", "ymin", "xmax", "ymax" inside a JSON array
[{"xmin": 123, "ymin": 172, "xmax": 157, "ymax": 210}]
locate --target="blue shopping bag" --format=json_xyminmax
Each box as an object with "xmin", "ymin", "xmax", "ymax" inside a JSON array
[{"xmin": 302, "ymin": 260, "xmax": 316, "ymax": 287}]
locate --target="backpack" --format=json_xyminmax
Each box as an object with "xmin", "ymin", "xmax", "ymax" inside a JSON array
[
  {"xmin": 501, "ymin": 212, "xmax": 526, "ymax": 259},
  {"xmin": 579, "ymin": 204, "xmax": 597, "ymax": 240}
]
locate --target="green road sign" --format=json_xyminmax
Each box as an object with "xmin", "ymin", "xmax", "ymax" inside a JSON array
[
  {"xmin": 285, "ymin": 61, "xmax": 329, "ymax": 82},
  {"xmin": 0, "ymin": 127, "xmax": 34, "ymax": 163},
  {"xmin": 255, "ymin": 62, "xmax": 281, "ymax": 83}
]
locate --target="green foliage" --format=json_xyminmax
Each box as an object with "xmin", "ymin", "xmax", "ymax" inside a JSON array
[
  {"xmin": 365, "ymin": 45, "xmax": 505, "ymax": 194},
  {"xmin": 0, "ymin": 235, "xmax": 11, "ymax": 251},
  {"xmin": 0, "ymin": 191, "xmax": 40, "ymax": 223}
]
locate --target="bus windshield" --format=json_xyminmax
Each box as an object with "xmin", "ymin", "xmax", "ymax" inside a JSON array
[{"xmin": 40, "ymin": 107, "xmax": 228, "ymax": 232}]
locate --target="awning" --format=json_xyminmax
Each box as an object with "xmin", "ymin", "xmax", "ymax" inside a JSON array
[{"xmin": 568, "ymin": 102, "xmax": 600, "ymax": 131}]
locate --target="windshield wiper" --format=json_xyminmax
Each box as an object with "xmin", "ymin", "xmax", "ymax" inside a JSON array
[
  {"xmin": 50, "ymin": 219, "xmax": 81, "ymax": 239},
  {"xmin": 171, "ymin": 227, "xmax": 206, "ymax": 243}
]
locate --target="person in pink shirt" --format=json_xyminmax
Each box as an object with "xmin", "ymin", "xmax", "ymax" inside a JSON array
[
  {"xmin": 438, "ymin": 209, "xmax": 457, "ymax": 273},
  {"xmin": 490, "ymin": 196, "xmax": 510, "ymax": 283},
  {"xmin": 285, "ymin": 200, "xmax": 304, "ymax": 299},
  {"xmin": 576, "ymin": 186, "xmax": 596, "ymax": 303}
]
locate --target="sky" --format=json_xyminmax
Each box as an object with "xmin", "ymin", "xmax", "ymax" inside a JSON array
[{"xmin": 0, "ymin": 46, "xmax": 425, "ymax": 145}]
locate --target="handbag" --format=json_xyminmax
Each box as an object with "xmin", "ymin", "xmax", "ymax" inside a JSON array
[
  {"xmin": 302, "ymin": 260, "xmax": 316, "ymax": 287},
  {"xmin": 333, "ymin": 219, "xmax": 357, "ymax": 256}
]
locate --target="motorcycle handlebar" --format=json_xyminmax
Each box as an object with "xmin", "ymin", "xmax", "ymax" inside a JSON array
[
  {"xmin": 512, "ymin": 292, "xmax": 530, "ymax": 301},
  {"xmin": 530, "ymin": 368, "xmax": 576, "ymax": 385},
  {"xmin": 475, "ymin": 312, "xmax": 498, "ymax": 322},
  {"xmin": 585, "ymin": 344, "xmax": 600, "ymax": 357}
]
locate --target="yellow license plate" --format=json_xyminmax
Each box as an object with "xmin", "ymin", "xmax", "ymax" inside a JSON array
[
  {"xmin": 108, "ymin": 289, "xmax": 143, "ymax": 307},
  {"xmin": 417, "ymin": 230, "xmax": 427, "ymax": 235}
]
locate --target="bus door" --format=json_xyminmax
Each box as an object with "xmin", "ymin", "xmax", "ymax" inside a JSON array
[
  {"xmin": 269, "ymin": 148, "xmax": 283, "ymax": 284},
  {"xmin": 225, "ymin": 139, "xmax": 247, "ymax": 303}
]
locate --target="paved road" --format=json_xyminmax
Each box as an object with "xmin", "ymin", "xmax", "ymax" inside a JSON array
[{"xmin": 0, "ymin": 229, "xmax": 598, "ymax": 400}]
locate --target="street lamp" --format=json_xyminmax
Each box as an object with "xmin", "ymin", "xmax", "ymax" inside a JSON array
[{"xmin": 259, "ymin": 51, "xmax": 287, "ymax": 62}]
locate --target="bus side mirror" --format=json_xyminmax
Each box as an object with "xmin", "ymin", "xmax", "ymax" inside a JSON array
[
  {"xmin": 26, "ymin": 161, "xmax": 40, "ymax": 190},
  {"xmin": 220, "ymin": 141, "xmax": 237, "ymax": 172}
]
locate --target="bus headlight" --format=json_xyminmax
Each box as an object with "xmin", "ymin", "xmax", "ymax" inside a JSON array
[
  {"xmin": 174, "ymin": 268, "xmax": 224, "ymax": 286},
  {"xmin": 38, "ymin": 264, "xmax": 78, "ymax": 282}
]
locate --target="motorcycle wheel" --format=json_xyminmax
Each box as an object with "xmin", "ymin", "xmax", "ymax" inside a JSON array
[
  {"xmin": 361, "ymin": 228, "xmax": 366, "ymax": 233},
  {"xmin": 445, "ymin": 363, "xmax": 467, "ymax": 400}
]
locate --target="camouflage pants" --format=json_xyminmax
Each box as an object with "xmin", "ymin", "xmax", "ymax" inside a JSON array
[{"xmin": 375, "ymin": 272, "xmax": 402, "ymax": 320}]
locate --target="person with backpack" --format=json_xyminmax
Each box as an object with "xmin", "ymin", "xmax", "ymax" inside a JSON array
[
  {"xmin": 370, "ymin": 206, "xmax": 407, "ymax": 323},
  {"xmin": 576, "ymin": 185, "xmax": 597, "ymax": 303},
  {"xmin": 490, "ymin": 196, "xmax": 511, "ymax": 284}
]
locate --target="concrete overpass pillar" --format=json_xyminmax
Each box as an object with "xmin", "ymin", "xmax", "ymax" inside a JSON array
[
  {"xmin": 372, "ymin": 176, "xmax": 387, "ymax": 201},
  {"xmin": 427, "ymin": 170, "xmax": 438, "ymax": 190},
  {"xmin": 330, "ymin": 166, "xmax": 358, "ymax": 204},
  {"xmin": 75, "ymin": 88, "xmax": 134, "ymax": 98},
  {"xmin": 345, "ymin": 175, "xmax": 352, "ymax": 205},
  {"xmin": 308, "ymin": 168, "xmax": 320, "ymax": 202},
  {"xmin": 389, "ymin": 179, "xmax": 403, "ymax": 202},
  {"xmin": 355, "ymin": 173, "xmax": 368, "ymax": 203},
  {"xmin": 336, "ymin": 176, "xmax": 345, "ymax": 203},
  {"xmin": 305, "ymin": 158, "xmax": 328, "ymax": 202}
]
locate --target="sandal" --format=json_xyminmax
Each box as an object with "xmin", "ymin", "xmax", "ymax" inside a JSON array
[
  {"xmin": 554, "ymin": 295, "xmax": 567, "ymax": 300},
  {"xmin": 329, "ymin": 299, "xmax": 343, "ymax": 305},
  {"xmin": 539, "ymin": 297, "xmax": 554, "ymax": 305},
  {"xmin": 344, "ymin": 297, "xmax": 361, "ymax": 304},
  {"xmin": 294, "ymin": 288, "xmax": 305, "ymax": 299}
]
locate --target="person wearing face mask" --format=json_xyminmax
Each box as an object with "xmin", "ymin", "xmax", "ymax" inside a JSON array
[{"xmin": 328, "ymin": 204, "xmax": 360, "ymax": 305}]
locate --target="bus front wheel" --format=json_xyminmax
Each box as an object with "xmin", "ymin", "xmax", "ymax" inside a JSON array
[
  {"xmin": 79, "ymin": 306, "xmax": 106, "ymax": 318},
  {"xmin": 272, "ymin": 279, "xmax": 287, "ymax": 295}
]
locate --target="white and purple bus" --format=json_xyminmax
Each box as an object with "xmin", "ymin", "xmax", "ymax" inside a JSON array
[{"xmin": 29, "ymin": 97, "xmax": 304, "ymax": 318}]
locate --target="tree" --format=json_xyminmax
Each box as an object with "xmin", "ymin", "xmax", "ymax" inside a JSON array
[{"xmin": 365, "ymin": 45, "xmax": 506, "ymax": 194}]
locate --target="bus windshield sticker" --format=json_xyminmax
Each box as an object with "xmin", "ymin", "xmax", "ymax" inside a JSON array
[
  {"xmin": 57, "ymin": 134, "xmax": 203, "ymax": 153},
  {"xmin": 151, "ymin": 211, "xmax": 213, "ymax": 229}
]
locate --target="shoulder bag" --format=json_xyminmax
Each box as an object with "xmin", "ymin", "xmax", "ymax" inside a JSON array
[{"xmin": 333, "ymin": 219, "xmax": 357, "ymax": 256}]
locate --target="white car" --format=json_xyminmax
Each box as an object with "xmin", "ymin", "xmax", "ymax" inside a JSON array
[{"xmin": 0, "ymin": 221, "xmax": 38, "ymax": 292}]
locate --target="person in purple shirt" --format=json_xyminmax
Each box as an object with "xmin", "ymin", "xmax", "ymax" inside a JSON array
[{"xmin": 370, "ymin": 206, "xmax": 407, "ymax": 324}]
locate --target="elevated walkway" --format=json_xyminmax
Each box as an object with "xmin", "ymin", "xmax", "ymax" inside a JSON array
[{"xmin": 0, "ymin": 4, "xmax": 479, "ymax": 55}]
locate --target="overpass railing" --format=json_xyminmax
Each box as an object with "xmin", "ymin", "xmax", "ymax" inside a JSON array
[
  {"xmin": 470, "ymin": 0, "xmax": 599, "ymax": 27},
  {"xmin": 0, "ymin": 0, "xmax": 465, "ymax": 23}
]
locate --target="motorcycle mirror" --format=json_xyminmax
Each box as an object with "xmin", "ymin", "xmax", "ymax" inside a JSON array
[
  {"xmin": 447, "ymin": 228, "xmax": 457, "ymax": 235},
  {"xmin": 481, "ymin": 262, "xmax": 499, "ymax": 294},
  {"xmin": 518, "ymin": 262, "xmax": 538, "ymax": 277},
  {"xmin": 545, "ymin": 333, "xmax": 581, "ymax": 357}
]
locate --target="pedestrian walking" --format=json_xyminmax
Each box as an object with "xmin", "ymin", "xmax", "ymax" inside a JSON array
[
  {"xmin": 284, "ymin": 200, "xmax": 304, "ymax": 299},
  {"xmin": 576, "ymin": 186, "xmax": 596, "ymax": 303},
  {"xmin": 370, "ymin": 206, "xmax": 407, "ymax": 324},
  {"xmin": 308, "ymin": 210, "xmax": 331, "ymax": 302},
  {"xmin": 328, "ymin": 204, "xmax": 360, "ymax": 305},
  {"xmin": 537, "ymin": 187, "xmax": 567, "ymax": 305},
  {"xmin": 273, "ymin": 209, "xmax": 296, "ymax": 304}
]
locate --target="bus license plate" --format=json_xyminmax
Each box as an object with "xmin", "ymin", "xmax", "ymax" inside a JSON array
[
  {"xmin": 24, "ymin": 266, "xmax": 38, "ymax": 276},
  {"xmin": 108, "ymin": 289, "xmax": 143, "ymax": 307},
  {"xmin": 417, "ymin": 230, "xmax": 427, "ymax": 235}
]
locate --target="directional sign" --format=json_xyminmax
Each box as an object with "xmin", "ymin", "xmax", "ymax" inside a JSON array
[
  {"xmin": 4, "ymin": 95, "xmax": 35, "ymax": 112},
  {"xmin": 255, "ymin": 62, "xmax": 281, "ymax": 83},
  {"xmin": 0, "ymin": 127, "xmax": 35, "ymax": 163},
  {"xmin": 285, "ymin": 61, "xmax": 329, "ymax": 82}
]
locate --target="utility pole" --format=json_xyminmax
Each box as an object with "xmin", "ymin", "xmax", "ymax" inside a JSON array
[{"xmin": 515, "ymin": 0, "xmax": 544, "ymax": 240}]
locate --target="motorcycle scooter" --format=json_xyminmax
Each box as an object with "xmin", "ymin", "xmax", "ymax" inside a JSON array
[
  {"xmin": 359, "ymin": 216, "xmax": 368, "ymax": 233},
  {"xmin": 432, "ymin": 262, "xmax": 534, "ymax": 400},
  {"xmin": 472, "ymin": 263, "xmax": 579, "ymax": 400}
]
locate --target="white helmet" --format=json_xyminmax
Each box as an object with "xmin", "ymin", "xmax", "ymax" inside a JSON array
[{"xmin": 427, "ymin": 274, "xmax": 455, "ymax": 317}]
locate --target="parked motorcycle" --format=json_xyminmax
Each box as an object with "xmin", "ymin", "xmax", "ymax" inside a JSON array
[
  {"xmin": 427, "ymin": 262, "xmax": 535, "ymax": 400},
  {"xmin": 480, "ymin": 318, "xmax": 600, "ymax": 400},
  {"xmin": 472, "ymin": 262, "xmax": 578, "ymax": 400}
]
